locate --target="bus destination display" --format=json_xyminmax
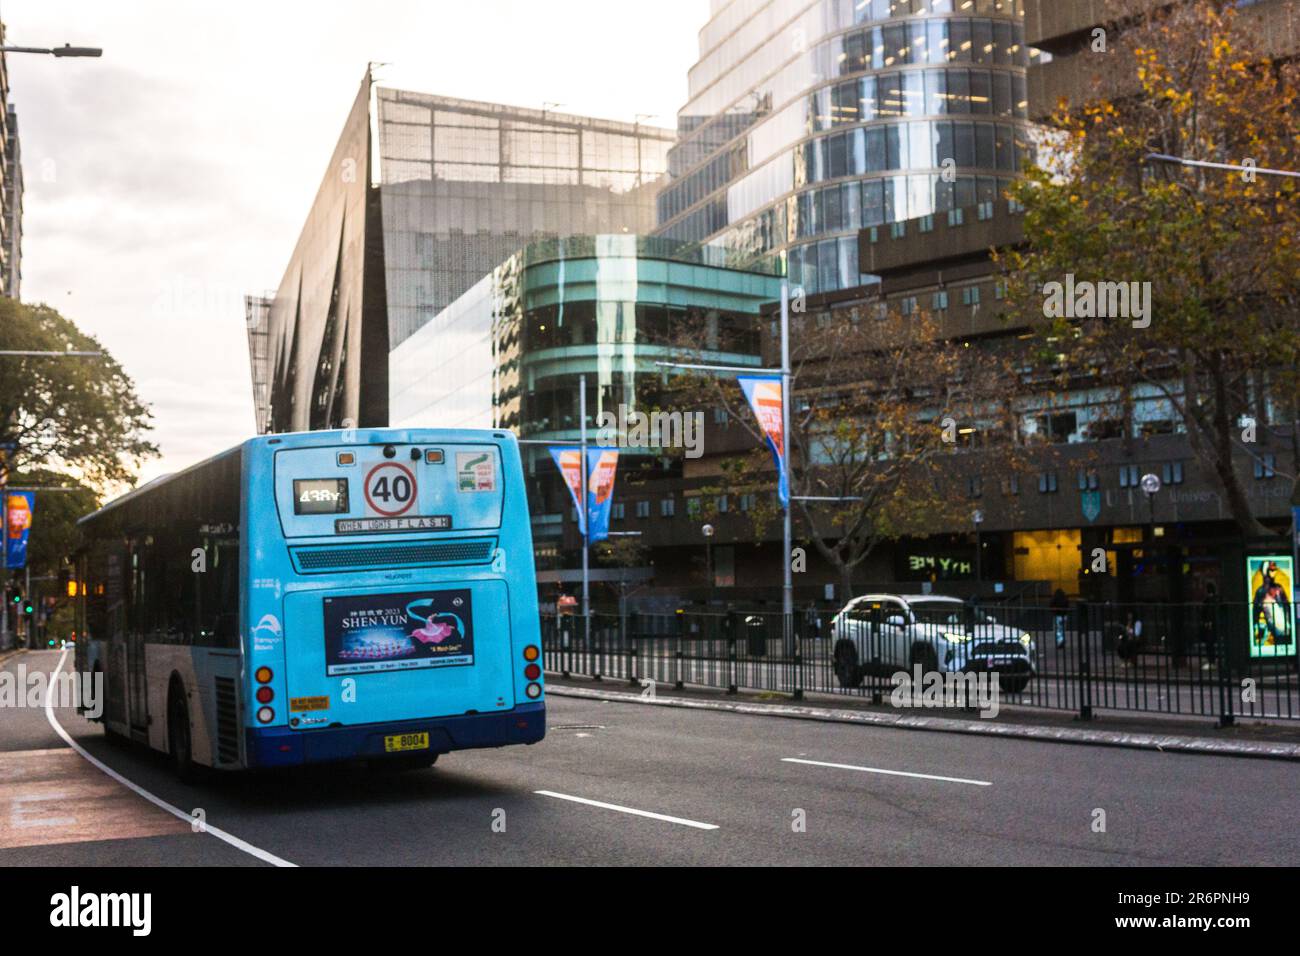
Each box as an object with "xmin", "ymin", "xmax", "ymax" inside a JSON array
[{"xmin": 293, "ymin": 478, "xmax": 350, "ymax": 515}]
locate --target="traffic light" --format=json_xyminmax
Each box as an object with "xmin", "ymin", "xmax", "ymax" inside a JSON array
[{"xmin": 9, "ymin": 588, "xmax": 21, "ymax": 608}]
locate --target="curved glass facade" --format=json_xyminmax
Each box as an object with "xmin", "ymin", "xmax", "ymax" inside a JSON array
[
  {"xmin": 388, "ymin": 234, "xmax": 782, "ymax": 447},
  {"xmin": 654, "ymin": 0, "xmax": 1037, "ymax": 294}
]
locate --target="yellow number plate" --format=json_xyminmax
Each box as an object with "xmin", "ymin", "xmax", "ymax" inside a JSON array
[{"xmin": 384, "ymin": 732, "xmax": 429, "ymax": 753}]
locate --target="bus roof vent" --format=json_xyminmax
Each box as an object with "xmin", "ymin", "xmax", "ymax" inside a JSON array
[{"xmin": 290, "ymin": 538, "xmax": 497, "ymax": 573}]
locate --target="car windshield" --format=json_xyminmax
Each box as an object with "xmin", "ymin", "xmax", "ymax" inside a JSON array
[{"xmin": 908, "ymin": 600, "xmax": 997, "ymax": 626}]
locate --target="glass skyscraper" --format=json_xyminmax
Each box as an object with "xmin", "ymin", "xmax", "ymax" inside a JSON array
[
  {"xmin": 249, "ymin": 73, "xmax": 674, "ymax": 433},
  {"xmin": 654, "ymin": 0, "xmax": 1037, "ymax": 294},
  {"xmin": 376, "ymin": 89, "xmax": 675, "ymax": 350}
]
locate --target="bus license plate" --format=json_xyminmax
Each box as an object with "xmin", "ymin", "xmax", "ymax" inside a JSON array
[{"xmin": 384, "ymin": 732, "xmax": 430, "ymax": 753}]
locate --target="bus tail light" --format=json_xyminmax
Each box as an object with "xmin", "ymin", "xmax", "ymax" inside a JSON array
[
  {"xmin": 524, "ymin": 663, "xmax": 541, "ymax": 680},
  {"xmin": 256, "ymin": 706, "xmax": 275, "ymax": 724},
  {"xmin": 525, "ymin": 682, "xmax": 542, "ymax": 700},
  {"xmin": 255, "ymin": 666, "xmax": 273, "ymax": 684},
  {"xmin": 256, "ymin": 686, "xmax": 274, "ymax": 704},
  {"xmin": 522, "ymin": 645, "xmax": 539, "ymax": 662}
]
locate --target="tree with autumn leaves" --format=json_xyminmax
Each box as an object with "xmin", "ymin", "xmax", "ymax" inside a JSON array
[
  {"xmin": 998, "ymin": 0, "xmax": 1300, "ymax": 539},
  {"xmin": 666, "ymin": 307, "xmax": 1025, "ymax": 600}
]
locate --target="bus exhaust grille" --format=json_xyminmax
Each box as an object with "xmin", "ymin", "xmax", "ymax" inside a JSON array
[
  {"xmin": 213, "ymin": 677, "xmax": 239, "ymax": 765},
  {"xmin": 291, "ymin": 538, "xmax": 497, "ymax": 572}
]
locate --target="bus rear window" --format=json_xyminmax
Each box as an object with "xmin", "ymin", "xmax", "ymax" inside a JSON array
[{"xmin": 293, "ymin": 478, "xmax": 349, "ymax": 515}]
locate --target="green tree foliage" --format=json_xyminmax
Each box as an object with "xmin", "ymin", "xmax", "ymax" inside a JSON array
[
  {"xmin": 998, "ymin": 0, "xmax": 1300, "ymax": 538},
  {"xmin": 0, "ymin": 297, "xmax": 157, "ymax": 487}
]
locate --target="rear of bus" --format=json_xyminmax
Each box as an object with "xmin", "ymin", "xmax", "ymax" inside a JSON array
[{"xmin": 242, "ymin": 428, "xmax": 545, "ymax": 768}]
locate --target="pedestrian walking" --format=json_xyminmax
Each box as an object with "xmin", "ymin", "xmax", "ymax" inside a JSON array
[{"xmin": 1118, "ymin": 611, "xmax": 1142, "ymax": 667}]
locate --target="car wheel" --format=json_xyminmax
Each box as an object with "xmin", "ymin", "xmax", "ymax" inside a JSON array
[
  {"xmin": 833, "ymin": 641, "xmax": 862, "ymax": 689},
  {"xmin": 909, "ymin": 642, "xmax": 939, "ymax": 674},
  {"xmin": 1000, "ymin": 674, "xmax": 1030, "ymax": 694},
  {"xmin": 168, "ymin": 681, "xmax": 198, "ymax": 783}
]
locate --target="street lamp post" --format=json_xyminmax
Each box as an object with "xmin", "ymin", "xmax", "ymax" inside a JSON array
[
  {"xmin": 1140, "ymin": 473, "xmax": 1161, "ymax": 534},
  {"xmin": 972, "ymin": 509, "xmax": 985, "ymax": 592},
  {"xmin": 0, "ymin": 44, "xmax": 102, "ymax": 58},
  {"xmin": 702, "ymin": 523, "xmax": 715, "ymax": 594}
]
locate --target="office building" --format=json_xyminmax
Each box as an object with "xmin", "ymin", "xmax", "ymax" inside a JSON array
[
  {"xmin": 0, "ymin": 25, "xmax": 23, "ymax": 300},
  {"xmin": 248, "ymin": 71, "xmax": 673, "ymax": 433},
  {"xmin": 654, "ymin": 0, "xmax": 1038, "ymax": 295},
  {"xmin": 1024, "ymin": 0, "xmax": 1300, "ymax": 121}
]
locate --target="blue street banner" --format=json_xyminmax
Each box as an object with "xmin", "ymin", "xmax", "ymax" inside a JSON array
[
  {"xmin": 5, "ymin": 491, "xmax": 34, "ymax": 569},
  {"xmin": 549, "ymin": 447, "xmax": 620, "ymax": 542},
  {"xmin": 737, "ymin": 375, "xmax": 789, "ymax": 507}
]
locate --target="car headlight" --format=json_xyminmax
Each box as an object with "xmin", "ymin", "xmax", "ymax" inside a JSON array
[
  {"xmin": 943, "ymin": 631, "xmax": 970, "ymax": 644},
  {"xmin": 1019, "ymin": 633, "xmax": 1033, "ymax": 648}
]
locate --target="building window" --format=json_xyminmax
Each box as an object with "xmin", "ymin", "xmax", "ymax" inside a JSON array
[
  {"xmin": 1001, "ymin": 474, "xmax": 1020, "ymax": 496},
  {"xmin": 890, "ymin": 221, "xmax": 906, "ymax": 239},
  {"xmin": 1161, "ymin": 461, "xmax": 1185, "ymax": 485},
  {"xmin": 1255, "ymin": 454, "xmax": 1277, "ymax": 480},
  {"xmin": 713, "ymin": 407, "xmax": 729, "ymax": 425},
  {"xmin": 717, "ymin": 494, "xmax": 729, "ymax": 514},
  {"xmin": 994, "ymin": 280, "xmax": 1006, "ymax": 300},
  {"xmin": 962, "ymin": 285, "xmax": 981, "ymax": 307},
  {"xmin": 739, "ymin": 493, "xmax": 756, "ymax": 512},
  {"xmin": 686, "ymin": 497, "xmax": 702, "ymax": 518},
  {"xmin": 660, "ymin": 497, "xmax": 676, "ymax": 517},
  {"xmin": 966, "ymin": 475, "xmax": 983, "ymax": 499},
  {"xmin": 947, "ymin": 208, "xmax": 965, "ymax": 227},
  {"xmin": 1119, "ymin": 464, "xmax": 1139, "ymax": 488},
  {"xmin": 612, "ymin": 502, "xmax": 625, "ymax": 520},
  {"xmin": 918, "ymin": 214, "xmax": 934, "ymax": 233},
  {"xmin": 1077, "ymin": 469, "xmax": 1099, "ymax": 491},
  {"xmin": 1038, "ymin": 471, "xmax": 1058, "ymax": 494},
  {"xmin": 977, "ymin": 201, "xmax": 994, "ymax": 221},
  {"xmin": 635, "ymin": 500, "xmax": 650, "ymax": 519},
  {"xmin": 900, "ymin": 296, "xmax": 917, "ymax": 315},
  {"xmin": 933, "ymin": 290, "xmax": 949, "ymax": 311}
]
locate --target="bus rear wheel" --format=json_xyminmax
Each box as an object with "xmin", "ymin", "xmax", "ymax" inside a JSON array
[{"xmin": 167, "ymin": 681, "xmax": 197, "ymax": 783}]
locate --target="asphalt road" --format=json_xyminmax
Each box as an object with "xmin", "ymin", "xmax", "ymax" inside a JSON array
[{"xmin": 2, "ymin": 649, "xmax": 1297, "ymax": 866}]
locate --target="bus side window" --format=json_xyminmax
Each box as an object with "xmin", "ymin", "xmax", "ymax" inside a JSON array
[{"xmin": 197, "ymin": 537, "xmax": 240, "ymax": 648}]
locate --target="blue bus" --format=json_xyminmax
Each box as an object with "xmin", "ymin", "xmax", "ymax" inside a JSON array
[{"xmin": 75, "ymin": 428, "xmax": 545, "ymax": 778}]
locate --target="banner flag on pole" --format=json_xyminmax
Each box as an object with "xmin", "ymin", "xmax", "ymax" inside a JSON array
[
  {"xmin": 737, "ymin": 375, "xmax": 789, "ymax": 507},
  {"xmin": 549, "ymin": 447, "xmax": 620, "ymax": 542},
  {"xmin": 585, "ymin": 447, "xmax": 619, "ymax": 543},
  {"xmin": 5, "ymin": 491, "xmax": 34, "ymax": 569}
]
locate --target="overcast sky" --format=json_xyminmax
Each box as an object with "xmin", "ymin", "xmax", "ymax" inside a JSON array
[{"xmin": 5, "ymin": 0, "xmax": 708, "ymax": 484}]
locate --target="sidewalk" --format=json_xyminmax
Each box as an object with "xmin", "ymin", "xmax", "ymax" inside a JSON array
[{"xmin": 544, "ymin": 673, "xmax": 1300, "ymax": 761}]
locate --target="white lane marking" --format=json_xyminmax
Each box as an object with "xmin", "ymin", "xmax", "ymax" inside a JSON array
[
  {"xmin": 535, "ymin": 790, "xmax": 719, "ymax": 830},
  {"xmin": 781, "ymin": 757, "xmax": 992, "ymax": 787},
  {"xmin": 44, "ymin": 649, "xmax": 296, "ymax": 867}
]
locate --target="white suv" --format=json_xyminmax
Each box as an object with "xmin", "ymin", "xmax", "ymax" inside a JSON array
[{"xmin": 829, "ymin": 594, "xmax": 1036, "ymax": 693}]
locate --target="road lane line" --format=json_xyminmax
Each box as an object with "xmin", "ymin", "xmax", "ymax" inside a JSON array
[
  {"xmin": 782, "ymin": 757, "xmax": 991, "ymax": 787},
  {"xmin": 44, "ymin": 648, "xmax": 297, "ymax": 867},
  {"xmin": 535, "ymin": 790, "xmax": 719, "ymax": 830}
]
